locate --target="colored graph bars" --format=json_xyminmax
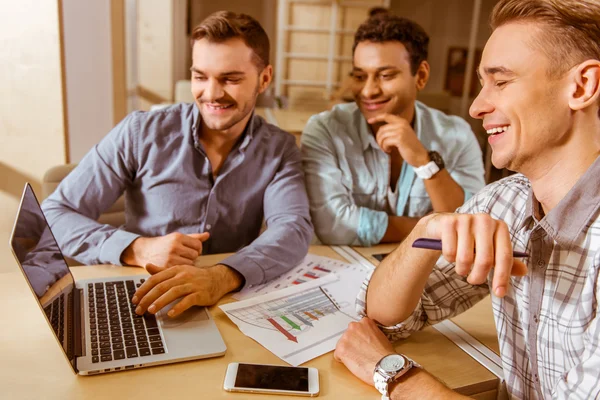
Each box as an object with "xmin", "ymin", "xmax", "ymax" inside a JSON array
[
  {"xmin": 227, "ymin": 286, "xmax": 340, "ymax": 342},
  {"xmin": 292, "ymin": 264, "xmax": 332, "ymax": 285}
]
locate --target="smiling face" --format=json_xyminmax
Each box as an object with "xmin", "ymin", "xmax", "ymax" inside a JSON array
[
  {"xmin": 470, "ymin": 22, "xmax": 574, "ymax": 172},
  {"xmin": 191, "ymin": 37, "xmax": 271, "ymax": 133},
  {"xmin": 351, "ymin": 41, "xmax": 428, "ymax": 123}
]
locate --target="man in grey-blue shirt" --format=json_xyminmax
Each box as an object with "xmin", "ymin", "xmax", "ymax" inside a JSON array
[
  {"xmin": 42, "ymin": 12, "xmax": 312, "ymax": 318},
  {"xmin": 302, "ymin": 15, "xmax": 485, "ymax": 246}
]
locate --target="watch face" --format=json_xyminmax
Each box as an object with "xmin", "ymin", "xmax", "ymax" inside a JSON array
[
  {"xmin": 380, "ymin": 354, "xmax": 405, "ymax": 373},
  {"xmin": 428, "ymin": 151, "xmax": 445, "ymax": 169}
]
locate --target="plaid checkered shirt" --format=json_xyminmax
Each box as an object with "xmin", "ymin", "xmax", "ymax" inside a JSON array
[{"xmin": 357, "ymin": 158, "xmax": 600, "ymax": 399}]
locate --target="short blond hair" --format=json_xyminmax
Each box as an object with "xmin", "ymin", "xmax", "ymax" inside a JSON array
[{"xmin": 490, "ymin": 0, "xmax": 600, "ymax": 77}]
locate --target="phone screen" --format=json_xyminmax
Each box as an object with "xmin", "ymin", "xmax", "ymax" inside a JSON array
[{"xmin": 234, "ymin": 363, "xmax": 309, "ymax": 392}]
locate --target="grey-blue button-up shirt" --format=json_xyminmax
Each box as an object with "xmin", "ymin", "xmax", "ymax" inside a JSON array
[{"xmin": 42, "ymin": 103, "xmax": 313, "ymax": 287}]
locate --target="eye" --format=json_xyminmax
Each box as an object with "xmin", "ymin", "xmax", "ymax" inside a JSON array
[
  {"xmin": 495, "ymin": 80, "xmax": 508, "ymax": 88},
  {"xmin": 380, "ymin": 73, "xmax": 397, "ymax": 80},
  {"xmin": 351, "ymin": 73, "xmax": 366, "ymax": 82},
  {"xmin": 225, "ymin": 78, "xmax": 242, "ymax": 84},
  {"xmin": 193, "ymin": 75, "xmax": 206, "ymax": 81}
]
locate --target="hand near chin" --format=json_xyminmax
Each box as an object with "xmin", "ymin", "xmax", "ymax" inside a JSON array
[
  {"xmin": 368, "ymin": 113, "xmax": 430, "ymax": 167},
  {"xmin": 131, "ymin": 263, "xmax": 243, "ymax": 318},
  {"xmin": 334, "ymin": 318, "xmax": 396, "ymax": 386}
]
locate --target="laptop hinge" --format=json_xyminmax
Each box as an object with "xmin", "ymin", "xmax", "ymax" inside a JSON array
[{"xmin": 74, "ymin": 287, "xmax": 84, "ymax": 357}]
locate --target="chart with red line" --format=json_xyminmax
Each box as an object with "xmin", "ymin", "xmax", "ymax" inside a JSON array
[
  {"xmin": 221, "ymin": 266, "xmax": 369, "ymax": 366},
  {"xmin": 227, "ymin": 285, "xmax": 343, "ymax": 344}
]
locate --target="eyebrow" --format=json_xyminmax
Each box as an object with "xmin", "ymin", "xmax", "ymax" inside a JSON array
[
  {"xmin": 190, "ymin": 67, "xmax": 246, "ymax": 76},
  {"xmin": 476, "ymin": 65, "xmax": 516, "ymax": 80},
  {"xmin": 352, "ymin": 65, "xmax": 399, "ymax": 73}
]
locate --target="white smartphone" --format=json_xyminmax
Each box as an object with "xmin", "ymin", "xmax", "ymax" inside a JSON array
[{"xmin": 223, "ymin": 362, "xmax": 320, "ymax": 397}]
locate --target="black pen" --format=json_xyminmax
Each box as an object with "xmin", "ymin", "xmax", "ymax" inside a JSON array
[{"xmin": 412, "ymin": 238, "xmax": 529, "ymax": 258}]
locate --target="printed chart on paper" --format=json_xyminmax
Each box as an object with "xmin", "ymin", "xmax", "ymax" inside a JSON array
[{"xmin": 221, "ymin": 256, "xmax": 372, "ymax": 366}]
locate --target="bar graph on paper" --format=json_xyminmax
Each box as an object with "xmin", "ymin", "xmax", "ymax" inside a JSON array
[
  {"xmin": 220, "ymin": 272, "xmax": 367, "ymax": 366},
  {"xmin": 233, "ymin": 254, "xmax": 367, "ymax": 300},
  {"xmin": 227, "ymin": 286, "xmax": 345, "ymax": 343}
]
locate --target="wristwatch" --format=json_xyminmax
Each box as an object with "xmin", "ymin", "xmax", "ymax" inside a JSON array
[
  {"xmin": 373, "ymin": 353, "xmax": 420, "ymax": 400},
  {"xmin": 414, "ymin": 151, "xmax": 445, "ymax": 180}
]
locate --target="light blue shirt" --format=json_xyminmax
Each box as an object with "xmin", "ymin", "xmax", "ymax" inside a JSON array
[{"xmin": 301, "ymin": 101, "xmax": 485, "ymax": 246}]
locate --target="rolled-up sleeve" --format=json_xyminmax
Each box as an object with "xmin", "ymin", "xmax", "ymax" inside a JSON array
[
  {"xmin": 41, "ymin": 113, "xmax": 141, "ymax": 266},
  {"xmin": 356, "ymin": 193, "xmax": 491, "ymax": 341},
  {"xmin": 301, "ymin": 117, "xmax": 387, "ymax": 246},
  {"xmin": 357, "ymin": 257, "xmax": 490, "ymax": 341},
  {"xmin": 221, "ymin": 135, "xmax": 313, "ymax": 287}
]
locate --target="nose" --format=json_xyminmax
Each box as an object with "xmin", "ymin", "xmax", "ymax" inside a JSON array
[
  {"xmin": 203, "ymin": 78, "xmax": 225, "ymax": 102},
  {"xmin": 361, "ymin": 76, "xmax": 381, "ymax": 99},
  {"xmin": 469, "ymin": 87, "xmax": 494, "ymax": 120}
]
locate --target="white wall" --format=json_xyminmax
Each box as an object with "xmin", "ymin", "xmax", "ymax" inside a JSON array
[
  {"xmin": 390, "ymin": 0, "xmax": 496, "ymax": 94},
  {"xmin": 61, "ymin": 0, "xmax": 114, "ymax": 162},
  {"xmin": 0, "ymin": 0, "xmax": 67, "ymax": 273}
]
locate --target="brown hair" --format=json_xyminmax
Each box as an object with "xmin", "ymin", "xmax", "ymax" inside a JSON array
[
  {"xmin": 191, "ymin": 11, "xmax": 270, "ymax": 70},
  {"xmin": 490, "ymin": 0, "xmax": 600, "ymax": 77},
  {"xmin": 368, "ymin": 7, "xmax": 389, "ymax": 18},
  {"xmin": 353, "ymin": 15, "xmax": 429, "ymax": 75}
]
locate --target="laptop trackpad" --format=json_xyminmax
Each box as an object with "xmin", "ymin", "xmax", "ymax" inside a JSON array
[{"xmin": 156, "ymin": 303, "xmax": 209, "ymax": 328}]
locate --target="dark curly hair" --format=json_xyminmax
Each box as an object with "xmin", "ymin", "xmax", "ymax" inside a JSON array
[{"xmin": 353, "ymin": 15, "xmax": 429, "ymax": 75}]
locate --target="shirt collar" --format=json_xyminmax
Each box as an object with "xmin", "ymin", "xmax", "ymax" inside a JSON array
[
  {"xmin": 356, "ymin": 106, "xmax": 378, "ymax": 152},
  {"xmin": 523, "ymin": 155, "xmax": 600, "ymax": 247},
  {"xmin": 356, "ymin": 101, "xmax": 422, "ymax": 152},
  {"xmin": 192, "ymin": 105, "xmax": 257, "ymax": 152}
]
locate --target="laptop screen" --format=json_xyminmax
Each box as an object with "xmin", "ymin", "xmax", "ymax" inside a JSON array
[{"xmin": 10, "ymin": 183, "xmax": 76, "ymax": 367}]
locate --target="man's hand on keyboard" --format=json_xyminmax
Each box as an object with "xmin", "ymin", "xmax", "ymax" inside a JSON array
[{"xmin": 131, "ymin": 263, "xmax": 243, "ymax": 318}]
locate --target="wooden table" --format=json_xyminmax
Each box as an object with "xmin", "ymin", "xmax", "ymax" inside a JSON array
[{"xmin": 1, "ymin": 246, "xmax": 498, "ymax": 399}]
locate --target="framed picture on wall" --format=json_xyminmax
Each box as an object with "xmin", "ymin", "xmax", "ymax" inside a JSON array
[{"xmin": 444, "ymin": 47, "xmax": 483, "ymax": 97}]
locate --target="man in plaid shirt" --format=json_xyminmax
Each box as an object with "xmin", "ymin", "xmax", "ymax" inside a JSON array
[{"xmin": 333, "ymin": 0, "xmax": 600, "ymax": 399}]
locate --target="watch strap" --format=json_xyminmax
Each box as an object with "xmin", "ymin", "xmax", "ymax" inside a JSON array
[{"xmin": 413, "ymin": 160, "xmax": 440, "ymax": 180}]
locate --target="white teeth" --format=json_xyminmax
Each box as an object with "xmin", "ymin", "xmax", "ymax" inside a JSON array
[{"xmin": 486, "ymin": 125, "xmax": 510, "ymax": 135}]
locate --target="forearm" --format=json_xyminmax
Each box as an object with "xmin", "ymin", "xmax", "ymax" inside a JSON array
[
  {"xmin": 380, "ymin": 216, "xmax": 420, "ymax": 243},
  {"xmin": 222, "ymin": 215, "xmax": 312, "ymax": 286},
  {"xmin": 367, "ymin": 221, "xmax": 440, "ymax": 326},
  {"xmin": 43, "ymin": 197, "xmax": 139, "ymax": 265},
  {"xmin": 390, "ymin": 369, "xmax": 468, "ymax": 400},
  {"xmin": 424, "ymin": 169, "xmax": 465, "ymax": 212}
]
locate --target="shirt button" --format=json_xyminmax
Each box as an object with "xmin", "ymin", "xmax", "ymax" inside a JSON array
[
  {"xmin": 205, "ymin": 224, "xmax": 212, "ymax": 230},
  {"xmin": 533, "ymin": 315, "xmax": 539, "ymax": 323},
  {"xmin": 534, "ymin": 373, "xmax": 539, "ymax": 381},
  {"xmin": 537, "ymin": 260, "xmax": 544, "ymax": 267}
]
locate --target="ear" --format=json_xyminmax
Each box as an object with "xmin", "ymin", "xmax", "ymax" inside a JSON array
[
  {"xmin": 415, "ymin": 61, "xmax": 430, "ymax": 91},
  {"xmin": 568, "ymin": 59, "xmax": 600, "ymax": 112},
  {"xmin": 258, "ymin": 65, "xmax": 273, "ymax": 94}
]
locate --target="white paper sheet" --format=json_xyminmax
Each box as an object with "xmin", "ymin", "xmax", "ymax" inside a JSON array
[
  {"xmin": 220, "ymin": 258, "xmax": 371, "ymax": 366},
  {"xmin": 233, "ymin": 254, "xmax": 366, "ymax": 300}
]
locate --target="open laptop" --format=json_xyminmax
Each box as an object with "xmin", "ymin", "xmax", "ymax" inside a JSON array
[{"xmin": 9, "ymin": 183, "xmax": 226, "ymax": 375}]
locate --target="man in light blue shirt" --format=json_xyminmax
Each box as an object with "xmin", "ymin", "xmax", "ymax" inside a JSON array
[{"xmin": 302, "ymin": 15, "xmax": 485, "ymax": 246}]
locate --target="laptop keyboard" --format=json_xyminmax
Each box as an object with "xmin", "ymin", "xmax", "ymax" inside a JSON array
[
  {"xmin": 87, "ymin": 279, "xmax": 165, "ymax": 364},
  {"xmin": 44, "ymin": 294, "xmax": 65, "ymax": 343}
]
